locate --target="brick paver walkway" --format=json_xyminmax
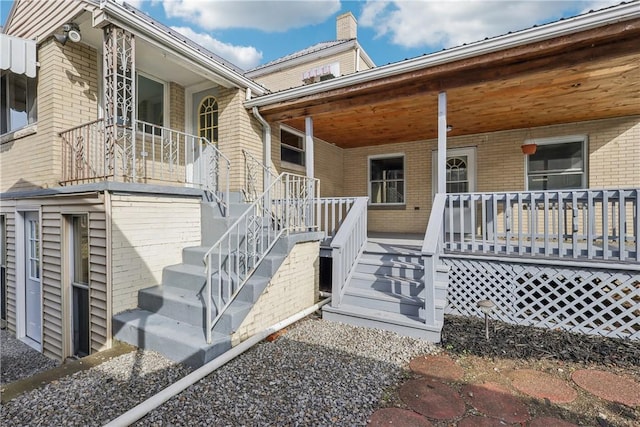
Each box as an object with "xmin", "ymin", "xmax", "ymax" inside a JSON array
[{"xmin": 369, "ymin": 353, "xmax": 640, "ymax": 426}]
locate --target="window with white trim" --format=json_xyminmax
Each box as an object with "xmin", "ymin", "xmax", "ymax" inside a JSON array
[
  {"xmin": 280, "ymin": 127, "xmax": 305, "ymax": 166},
  {"xmin": 526, "ymin": 136, "xmax": 586, "ymax": 190},
  {"xmin": 369, "ymin": 155, "xmax": 405, "ymax": 205},
  {"xmin": 1, "ymin": 71, "xmax": 37, "ymax": 135}
]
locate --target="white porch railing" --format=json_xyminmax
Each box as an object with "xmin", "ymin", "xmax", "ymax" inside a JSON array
[
  {"xmin": 60, "ymin": 119, "xmax": 231, "ymax": 211},
  {"xmin": 443, "ymin": 189, "xmax": 639, "ymax": 263},
  {"xmin": 317, "ymin": 197, "xmax": 357, "ymax": 241},
  {"xmin": 242, "ymin": 149, "xmax": 276, "ymax": 202},
  {"xmin": 203, "ymin": 173, "xmax": 319, "ymax": 343},
  {"xmin": 329, "ymin": 197, "xmax": 368, "ymax": 307}
]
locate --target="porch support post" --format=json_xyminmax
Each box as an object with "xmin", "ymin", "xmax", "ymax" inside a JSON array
[
  {"xmin": 437, "ymin": 91, "xmax": 447, "ymax": 194},
  {"xmin": 305, "ymin": 116, "xmax": 314, "ymax": 178}
]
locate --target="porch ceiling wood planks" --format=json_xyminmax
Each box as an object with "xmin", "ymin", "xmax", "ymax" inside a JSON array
[{"xmin": 258, "ymin": 19, "xmax": 640, "ymax": 149}]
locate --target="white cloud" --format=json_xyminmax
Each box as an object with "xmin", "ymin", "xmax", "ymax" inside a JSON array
[
  {"xmin": 162, "ymin": 0, "xmax": 341, "ymax": 31},
  {"xmin": 359, "ymin": 0, "xmax": 622, "ymax": 50},
  {"xmin": 171, "ymin": 26, "xmax": 263, "ymax": 69}
]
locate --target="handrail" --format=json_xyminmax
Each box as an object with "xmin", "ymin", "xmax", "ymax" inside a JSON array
[
  {"xmin": 242, "ymin": 148, "xmax": 277, "ymax": 202},
  {"xmin": 203, "ymin": 172, "xmax": 319, "ymax": 343},
  {"xmin": 421, "ymin": 193, "xmax": 447, "ymax": 327},
  {"xmin": 442, "ymin": 188, "xmax": 639, "ymax": 262},
  {"xmin": 330, "ymin": 197, "xmax": 369, "ymax": 307},
  {"xmin": 317, "ymin": 197, "xmax": 357, "ymax": 241},
  {"xmin": 59, "ymin": 119, "xmax": 231, "ymax": 215}
]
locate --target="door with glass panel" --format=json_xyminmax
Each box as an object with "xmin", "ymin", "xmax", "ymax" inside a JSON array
[
  {"xmin": 69, "ymin": 215, "xmax": 90, "ymax": 357},
  {"xmin": 24, "ymin": 211, "xmax": 41, "ymax": 344},
  {"xmin": 191, "ymin": 89, "xmax": 219, "ymax": 189},
  {"xmin": 433, "ymin": 147, "xmax": 476, "ymax": 234}
]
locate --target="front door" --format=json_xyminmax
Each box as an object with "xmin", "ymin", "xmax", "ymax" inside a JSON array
[
  {"xmin": 191, "ymin": 88, "xmax": 219, "ymax": 189},
  {"xmin": 24, "ymin": 211, "xmax": 42, "ymax": 344},
  {"xmin": 433, "ymin": 147, "xmax": 476, "ymax": 234}
]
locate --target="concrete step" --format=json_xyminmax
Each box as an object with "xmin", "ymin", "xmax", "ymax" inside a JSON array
[
  {"xmin": 355, "ymin": 257, "xmax": 424, "ymax": 280},
  {"xmin": 112, "ymin": 309, "xmax": 231, "ymax": 368},
  {"xmin": 137, "ymin": 285, "xmax": 252, "ymax": 332},
  {"xmin": 322, "ymin": 303, "xmax": 443, "ymax": 342}
]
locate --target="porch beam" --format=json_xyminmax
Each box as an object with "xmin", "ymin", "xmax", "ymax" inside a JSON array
[
  {"xmin": 437, "ymin": 92, "xmax": 447, "ymax": 194},
  {"xmin": 305, "ymin": 117, "xmax": 314, "ymax": 178}
]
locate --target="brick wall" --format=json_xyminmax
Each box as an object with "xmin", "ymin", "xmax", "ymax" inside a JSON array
[
  {"xmin": 110, "ymin": 195, "xmax": 201, "ymax": 314},
  {"xmin": 340, "ymin": 116, "xmax": 640, "ymax": 234},
  {"xmin": 231, "ymin": 241, "xmax": 319, "ymax": 345},
  {"xmin": 169, "ymin": 82, "xmax": 185, "ymax": 132},
  {"xmin": 1, "ymin": 39, "xmax": 99, "ymax": 192}
]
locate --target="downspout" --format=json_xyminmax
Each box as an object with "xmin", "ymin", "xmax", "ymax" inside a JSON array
[
  {"xmin": 103, "ymin": 297, "xmax": 331, "ymax": 427},
  {"xmin": 252, "ymin": 106, "xmax": 272, "ymax": 192},
  {"xmin": 355, "ymin": 46, "xmax": 361, "ymax": 72}
]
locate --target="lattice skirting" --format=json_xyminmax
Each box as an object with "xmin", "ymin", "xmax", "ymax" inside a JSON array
[{"xmin": 442, "ymin": 257, "xmax": 640, "ymax": 340}]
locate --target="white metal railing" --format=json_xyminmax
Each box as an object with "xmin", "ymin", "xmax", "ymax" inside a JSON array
[
  {"xmin": 330, "ymin": 197, "xmax": 368, "ymax": 307},
  {"xmin": 203, "ymin": 173, "xmax": 319, "ymax": 343},
  {"xmin": 317, "ymin": 197, "xmax": 357, "ymax": 242},
  {"xmin": 421, "ymin": 193, "xmax": 447, "ymax": 326},
  {"xmin": 242, "ymin": 149, "xmax": 276, "ymax": 202},
  {"xmin": 60, "ymin": 120, "xmax": 231, "ymax": 212},
  {"xmin": 443, "ymin": 189, "xmax": 639, "ymax": 262}
]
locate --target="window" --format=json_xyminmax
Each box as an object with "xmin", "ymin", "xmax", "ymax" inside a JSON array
[
  {"xmin": 527, "ymin": 136, "xmax": 586, "ymax": 190},
  {"xmin": 198, "ymin": 96, "xmax": 219, "ymax": 143},
  {"xmin": 281, "ymin": 127, "xmax": 305, "ymax": 166},
  {"xmin": 446, "ymin": 156, "xmax": 469, "ymax": 193},
  {"xmin": 137, "ymin": 74, "xmax": 164, "ymax": 127},
  {"xmin": 69, "ymin": 215, "xmax": 89, "ymax": 357},
  {"xmin": 1, "ymin": 71, "xmax": 37, "ymax": 135},
  {"xmin": 369, "ymin": 155, "xmax": 405, "ymax": 205}
]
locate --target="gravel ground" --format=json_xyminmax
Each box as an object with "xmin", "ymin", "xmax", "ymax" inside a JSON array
[
  {"xmin": 0, "ymin": 316, "xmax": 437, "ymax": 426},
  {"xmin": 1, "ymin": 329, "xmax": 60, "ymax": 385}
]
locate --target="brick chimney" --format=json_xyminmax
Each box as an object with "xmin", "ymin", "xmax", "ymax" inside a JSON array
[{"xmin": 336, "ymin": 12, "xmax": 357, "ymax": 40}]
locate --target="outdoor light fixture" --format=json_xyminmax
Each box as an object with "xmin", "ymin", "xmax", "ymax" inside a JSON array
[
  {"xmin": 476, "ymin": 299, "xmax": 496, "ymax": 340},
  {"xmin": 54, "ymin": 23, "xmax": 82, "ymax": 46},
  {"xmin": 446, "ymin": 125, "xmax": 453, "ymax": 132}
]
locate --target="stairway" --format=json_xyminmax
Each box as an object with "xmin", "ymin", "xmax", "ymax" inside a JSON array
[
  {"xmin": 113, "ymin": 195, "xmax": 292, "ymax": 368},
  {"xmin": 322, "ymin": 240, "xmax": 449, "ymax": 341}
]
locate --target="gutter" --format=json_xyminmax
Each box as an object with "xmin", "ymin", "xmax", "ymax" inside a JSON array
[
  {"xmin": 103, "ymin": 297, "xmax": 331, "ymax": 427},
  {"xmin": 95, "ymin": 1, "xmax": 266, "ymax": 95},
  {"xmin": 245, "ymin": 1, "xmax": 640, "ymax": 108},
  {"xmin": 251, "ymin": 107, "xmax": 272, "ymax": 192}
]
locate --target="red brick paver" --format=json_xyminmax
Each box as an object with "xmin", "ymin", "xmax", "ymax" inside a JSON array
[
  {"xmin": 399, "ymin": 378, "xmax": 466, "ymax": 420},
  {"xmin": 529, "ymin": 416, "xmax": 579, "ymax": 426},
  {"xmin": 462, "ymin": 382, "xmax": 530, "ymax": 424},
  {"xmin": 572, "ymin": 369, "xmax": 640, "ymax": 407},
  {"xmin": 409, "ymin": 353, "xmax": 464, "ymax": 381},
  {"xmin": 368, "ymin": 408, "xmax": 433, "ymax": 426},
  {"xmin": 458, "ymin": 415, "xmax": 506, "ymax": 426},
  {"xmin": 509, "ymin": 369, "xmax": 577, "ymax": 403}
]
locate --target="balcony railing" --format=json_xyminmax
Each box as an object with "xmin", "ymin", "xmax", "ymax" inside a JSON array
[
  {"xmin": 442, "ymin": 189, "xmax": 639, "ymax": 263},
  {"xmin": 60, "ymin": 119, "xmax": 230, "ymax": 210}
]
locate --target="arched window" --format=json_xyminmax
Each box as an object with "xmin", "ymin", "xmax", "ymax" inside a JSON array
[
  {"xmin": 198, "ymin": 96, "xmax": 218, "ymax": 143},
  {"xmin": 446, "ymin": 156, "xmax": 468, "ymax": 193}
]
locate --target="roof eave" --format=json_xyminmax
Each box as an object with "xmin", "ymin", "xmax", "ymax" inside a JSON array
[
  {"xmin": 95, "ymin": 0, "xmax": 266, "ymax": 95},
  {"xmin": 245, "ymin": 1, "xmax": 640, "ymax": 108}
]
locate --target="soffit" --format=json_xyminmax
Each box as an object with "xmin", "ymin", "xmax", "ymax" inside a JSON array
[{"xmin": 258, "ymin": 19, "xmax": 640, "ymax": 149}]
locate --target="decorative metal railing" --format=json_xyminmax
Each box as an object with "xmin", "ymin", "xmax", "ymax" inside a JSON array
[
  {"xmin": 203, "ymin": 173, "xmax": 319, "ymax": 343},
  {"xmin": 442, "ymin": 189, "xmax": 639, "ymax": 262},
  {"xmin": 329, "ymin": 197, "xmax": 368, "ymax": 307},
  {"xmin": 317, "ymin": 197, "xmax": 357, "ymax": 242},
  {"xmin": 421, "ymin": 193, "xmax": 447, "ymax": 326},
  {"xmin": 242, "ymin": 149, "xmax": 276, "ymax": 202},
  {"xmin": 60, "ymin": 119, "xmax": 231, "ymax": 211}
]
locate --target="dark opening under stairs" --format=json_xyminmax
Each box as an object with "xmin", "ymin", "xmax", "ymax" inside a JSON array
[
  {"xmin": 113, "ymin": 194, "xmax": 316, "ymax": 368},
  {"xmin": 322, "ymin": 241, "xmax": 449, "ymax": 341}
]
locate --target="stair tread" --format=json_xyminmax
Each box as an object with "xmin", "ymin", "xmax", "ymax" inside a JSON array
[
  {"xmin": 345, "ymin": 286, "xmax": 424, "ymax": 305},
  {"xmin": 141, "ymin": 285, "xmax": 253, "ymax": 309},
  {"xmin": 357, "ymin": 257, "xmax": 424, "ymax": 270},
  {"xmin": 114, "ymin": 309, "xmax": 228, "ymax": 347},
  {"xmin": 323, "ymin": 303, "xmax": 443, "ymax": 331},
  {"xmin": 352, "ymin": 271, "xmax": 422, "ymax": 285}
]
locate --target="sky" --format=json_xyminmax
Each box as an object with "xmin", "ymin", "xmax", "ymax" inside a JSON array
[{"xmin": 0, "ymin": 0, "xmax": 624, "ymax": 70}]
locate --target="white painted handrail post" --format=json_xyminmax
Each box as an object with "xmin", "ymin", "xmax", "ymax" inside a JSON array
[{"xmin": 422, "ymin": 193, "xmax": 447, "ymax": 327}]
